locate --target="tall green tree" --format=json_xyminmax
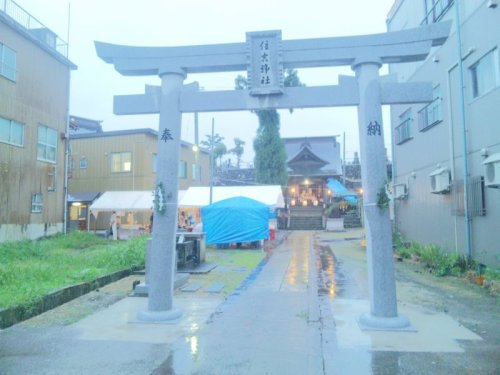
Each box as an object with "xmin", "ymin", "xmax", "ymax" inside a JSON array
[
  {"xmin": 253, "ymin": 110, "xmax": 288, "ymax": 185},
  {"xmin": 229, "ymin": 138, "xmax": 246, "ymax": 168},
  {"xmin": 235, "ymin": 69, "xmax": 304, "ymax": 186}
]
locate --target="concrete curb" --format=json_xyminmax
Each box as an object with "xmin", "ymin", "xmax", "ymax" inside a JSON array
[{"xmin": 0, "ymin": 266, "xmax": 141, "ymax": 329}]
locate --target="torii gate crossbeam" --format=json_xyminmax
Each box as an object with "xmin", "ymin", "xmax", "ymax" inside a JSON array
[
  {"xmin": 113, "ymin": 79, "xmax": 434, "ymax": 115},
  {"xmin": 96, "ymin": 21, "xmax": 449, "ymax": 75},
  {"xmin": 96, "ymin": 21, "xmax": 451, "ymax": 330}
]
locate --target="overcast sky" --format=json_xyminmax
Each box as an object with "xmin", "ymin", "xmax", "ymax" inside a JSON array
[{"xmin": 15, "ymin": 0, "xmax": 396, "ymax": 165}]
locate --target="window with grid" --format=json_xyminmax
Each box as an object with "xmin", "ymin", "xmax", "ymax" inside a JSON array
[
  {"xmin": 111, "ymin": 152, "xmax": 132, "ymax": 173},
  {"xmin": 37, "ymin": 125, "xmax": 57, "ymax": 163},
  {"xmin": 48, "ymin": 165, "xmax": 56, "ymax": 192},
  {"xmin": 395, "ymin": 109, "xmax": 412, "ymax": 145},
  {"xmin": 0, "ymin": 116, "xmax": 24, "ymax": 146},
  {"xmin": 470, "ymin": 48, "xmax": 499, "ymax": 99},
  {"xmin": 0, "ymin": 43, "xmax": 16, "ymax": 81},
  {"xmin": 418, "ymin": 85, "xmax": 442, "ymax": 131},
  {"xmin": 31, "ymin": 193, "xmax": 43, "ymax": 213}
]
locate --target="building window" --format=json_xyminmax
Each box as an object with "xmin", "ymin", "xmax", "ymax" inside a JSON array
[
  {"xmin": 422, "ymin": 0, "xmax": 453, "ymax": 24},
  {"xmin": 179, "ymin": 160, "xmax": 187, "ymax": 179},
  {"xmin": 191, "ymin": 164, "xmax": 202, "ymax": 181},
  {"xmin": 48, "ymin": 166, "xmax": 56, "ymax": 192},
  {"xmin": 0, "ymin": 43, "xmax": 16, "ymax": 81},
  {"xmin": 192, "ymin": 164, "xmax": 197, "ymax": 180},
  {"xmin": 31, "ymin": 193, "xmax": 43, "ymax": 213},
  {"xmin": 37, "ymin": 125, "xmax": 57, "ymax": 163},
  {"xmin": 418, "ymin": 85, "xmax": 442, "ymax": 131},
  {"xmin": 152, "ymin": 153, "xmax": 157, "ymax": 174},
  {"xmin": 79, "ymin": 158, "xmax": 87, "ymax": 169},
  {"xmin": 470, "ymin": 48, "xmax": 499, "ymax": 99},
  {"xmin": 0, "ymin": 116, "xmax": 24, "ymax": 146},
  {"xmin": 395, "ymin": 109, "xmax": 412, "ymax": 145},
  {"xmin": 111, "ymin": 152, "xmax": 132, "ymax": 173}
]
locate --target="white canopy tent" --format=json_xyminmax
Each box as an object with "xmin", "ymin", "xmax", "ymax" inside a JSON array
[
  {"xmin": 89, "ymin": 190, "xmax": 187, "ymax": 217},
  {"xmin": 179, "ymin": 185, "xmax": 285, "ymax": 209}
]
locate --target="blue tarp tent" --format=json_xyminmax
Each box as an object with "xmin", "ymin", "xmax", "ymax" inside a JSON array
[
  {"xmin": 327, "ymin": 178, "xmax": 358, "ymax": 204},
  {"xmin": 201, "ymin": 197, "xmax": 269, "ymax": 244}
]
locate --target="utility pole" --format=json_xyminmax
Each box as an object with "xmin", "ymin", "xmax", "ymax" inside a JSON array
[
  {"xmin": 209, "ymin": 117, "xmax": 214, "ymax": 204},
  {"xmin": 193, "ymin": 112, "xmax": 199, "ymax": 185},
  {"xmin": 342, "ymin": 132, "xmax": 346, "ymax": 185},
  {"xmin": 454, "ymin": 1, "xmax": 472, "ymax": 259}
]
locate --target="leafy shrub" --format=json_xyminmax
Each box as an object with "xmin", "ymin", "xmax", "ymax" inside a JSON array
[
  {"xmin": 452, "ymin": 253, "xmax": 476, "ymax": 274},
  {"xmin": 419, "ymin": 244, "xmax": 450, "ymax": 276},
  {"xmin": 393, "ymin": 232, "xmax": 498, "ymax": 281},
  {"xmin": 484, "ymin": 267, "xmax": 500, "ymax": 281}
]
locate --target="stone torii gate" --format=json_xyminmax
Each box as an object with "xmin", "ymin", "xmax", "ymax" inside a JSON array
[{"xmin": 96, "ymin": 21, "xmax": 450, "ymax": 329}]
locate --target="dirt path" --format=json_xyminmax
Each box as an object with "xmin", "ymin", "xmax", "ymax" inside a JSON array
[{"xmin": 394, "ymin": 260, "xmax": 499, "ymax": 344}]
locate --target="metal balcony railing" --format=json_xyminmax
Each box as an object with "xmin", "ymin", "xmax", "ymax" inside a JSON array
[
  {"xmin": 418, "ymin": 97, "xmax": 443, "ymax": 131},
  {"xmin": 1, "ymin": 0, "xmax": 68, "ymax": 58},
  {"xmin": 421, "ymin": 0, "xmax": 454, "ymax": 25},
  {"xmin": 395, "ymin": 118, "xmax": 412, "ymax": 145}
]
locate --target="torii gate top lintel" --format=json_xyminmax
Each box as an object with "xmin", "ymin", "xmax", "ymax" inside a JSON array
[{"xmin": 95, "ymin": 21, "xmax": 451, "ymax": 77}]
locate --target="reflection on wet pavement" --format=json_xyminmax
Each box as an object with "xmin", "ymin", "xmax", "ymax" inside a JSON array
[
  {"xmin": 283, "ymin": 233, "xmax": 309, "ymax": 291},
  {"xmin": 161, "ymin": 231, "xmax": 324, "ymax": 375},
  {"xmin": 317, "ymin": 245, "xmax": 337, "ymax": 297},
  {"xmin": 149, "ymin": 230, "xmax": 490, "ymax": 374}
]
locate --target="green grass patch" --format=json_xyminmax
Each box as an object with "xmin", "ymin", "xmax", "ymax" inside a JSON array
[{"xmin": 0, "ymin": 232, "xmax": 147, "ymax": 309}]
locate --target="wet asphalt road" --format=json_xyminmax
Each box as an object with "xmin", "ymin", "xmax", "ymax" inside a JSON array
[{"xmin": 0, "ymin": 230, "xmax": 499, "ymax": 374}]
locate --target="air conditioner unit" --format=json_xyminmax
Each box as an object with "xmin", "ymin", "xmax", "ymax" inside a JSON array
[
  {"xmin": 483, "ymin": 153, "xmax": 500, "ymax": 188},
  {"xmin": 429, "ymin": 167, "xmax": 450, "ymax": 194},
  {"xmin": 393, "ymin": 183, "xmax": 408, "ymax": 200}
]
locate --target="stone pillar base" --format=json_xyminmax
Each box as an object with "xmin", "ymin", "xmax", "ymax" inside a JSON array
[
  {"xmin": 358, "ymin": 312, "xmax": 415, "ymax": 332},
  {"xmin": 137, "ymin": 307, "xmax": 183, "ymax": 323}
]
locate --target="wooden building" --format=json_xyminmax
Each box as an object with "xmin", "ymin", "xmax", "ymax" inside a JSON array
[
  {"xmin": 0, "ymin": 1, "xmax": 76, "ymax": 242},
  {"xmin": 284, "ymin": 136, "xmax": 343, "ymax": 207},
  {"xmin": 282, "ymin": 136, "xmax": 345, "ymax": 230}
]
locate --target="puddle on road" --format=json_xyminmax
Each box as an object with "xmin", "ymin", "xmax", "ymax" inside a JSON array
[
  {"xmin": 319, "ymin": 237, "xmax": 363, "ymax": 243},
  {"xmin": 316, "ymin": 243, "xmax": 366, "ymax": 299},
  {"xmin": 317, "ymin": 245, "xmax": 337, "ymax": 297}
]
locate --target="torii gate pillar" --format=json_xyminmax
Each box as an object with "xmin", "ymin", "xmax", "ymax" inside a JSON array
[
  {"xmin": 137, "ymin": 70, "xmax": 185, "ymax": 322},
  {"xmin": 353, "ymin": 60, "xmax": 410, "ymax": 330}
]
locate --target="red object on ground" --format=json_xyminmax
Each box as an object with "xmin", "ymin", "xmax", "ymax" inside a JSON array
[{"xmin": 269, "ymin": 228, "xmax": 276, "ymax": 241}]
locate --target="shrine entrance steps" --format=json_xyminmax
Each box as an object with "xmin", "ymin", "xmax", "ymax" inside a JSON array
[{"xmin": 288, "ymin": 207, "xmax": 324, "ymax": 230}]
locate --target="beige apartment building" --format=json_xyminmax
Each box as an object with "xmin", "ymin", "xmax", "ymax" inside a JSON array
[
  {"xmin": 68, "ymin": 128, "xmax": 210, "ymax": 230},
  {"xmin": 0, "ymin": 1, "xmax": 76, "ymax": 242}
]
